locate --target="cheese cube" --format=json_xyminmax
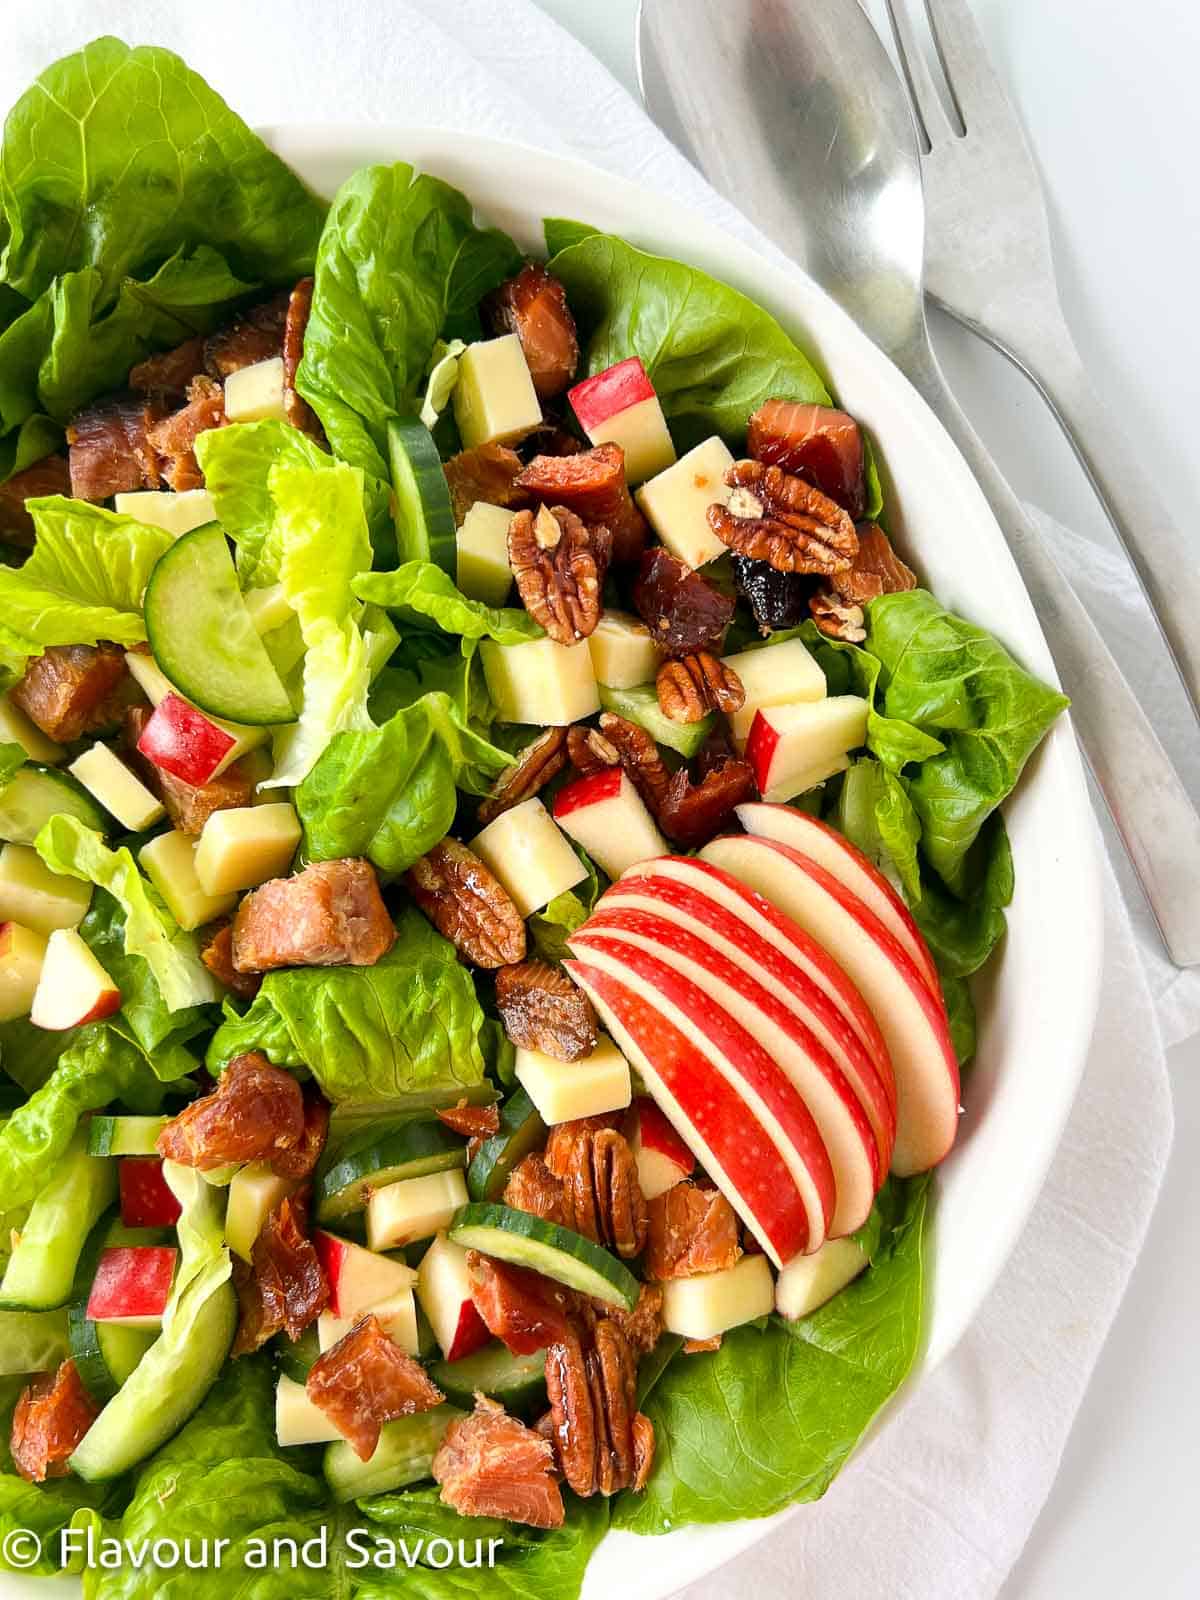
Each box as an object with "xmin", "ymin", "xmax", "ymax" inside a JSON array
[
  {"xmin": 516, "ymin": 1036, "xmax": 633, "ymax": 1125},
  {"xmin": 275, "ymin": 1375, "xmax": 344, "ymax": 1447},
  {"xmin": 112, "ymin": 489, "xmax": 215, "ymax": 538},
  {"xmin": 587, "ymin": 610, "xmax": 662, "ymax": 689},
  {"xmin": 0, "ymin": 844, "xmax": 92, "ymax": 935},
  {"xmin": 367, "ymin": 1169, "xmax": 469, "ymax": 1252},
  {"xmin": 0, "ymin": 922, "xmax": 48, "ymax": 1023},
  {"xmin": 774, "ymin": 1237, "xmax": 867, "ymax": 1320},
  {"xmin": 139, "ymin": 831, "xmax": 237, "ymax": 931},
  {"xmin": 0, "ymin": 695, "xmax": 64, "ymax": 765},
  {"xmin": 660, "ymin": 1254, "xmax": 775, "ymax": 1340},
  {"xmin": 479, "ymin": 637, "xmax": 599, "ymax": 727},
  {"xmin": 224, "ymin": 356, "xmax": 287, "ymax": 424},
  {"xmin": 456, "ymin": 502, "xmax": 514, "ymax": 606},
  {"xmin": 452, "ymin": 335, "xmax": 541, "ymax": 450},
  {"xmin": 318, "ymin": 1288, "xmax": 419, "ymax": 1357},
  {"xmin": 68, "ymin": 744, "xmax": 164, "ymax": 832},
  {"xmin": 194, "ymin": 803, "xmax": 301, "ymax": 896},
  {"xmin": 725, "ymin": 637, "xmax": 827, "ymax": 747},
  {"xmin": 471, "ymin": 797, "xmax": 587, "ymax": 917},
  {"xmin": 224, "ymin": 1162, "xmax": 298, "ymax": 1263},
  {"xmin": 569, "ymin": 358, "xmax": 676, "ymax": 484},
  {"xmin": 635, "ymin": 437, "xmax": 733, "ymax": 569},
  {"xmin": 553, "ymin": 769, "xmax": 667, "ymax": 880}
]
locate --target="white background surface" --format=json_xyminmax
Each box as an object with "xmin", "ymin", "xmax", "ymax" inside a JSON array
[{"xmin": 531, "ymin": 0, "xmax": 1200, "ymax": 1595}]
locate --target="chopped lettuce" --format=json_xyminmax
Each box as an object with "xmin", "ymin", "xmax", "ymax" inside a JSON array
[
  {"xmin": 194, "ymin": 420, "xmax": 335, "ymax": 587},
  {"xmin": 354, "ymin": 561, "xmax": 543, "ymax": 645},
  {"xmin": 0, "ymin": 744, "xmax": 24, "ymax": 790}
]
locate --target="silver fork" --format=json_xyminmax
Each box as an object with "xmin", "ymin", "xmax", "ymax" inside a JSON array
[{"xmin": 882, "ymin": 0, "xmax": 1200, "ymax": 725}]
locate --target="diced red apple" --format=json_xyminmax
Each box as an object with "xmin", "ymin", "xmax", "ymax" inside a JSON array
[
  {"xmin": 137, "ymin": 694, "xmax": 237, "ymax": 786},
  {"xmin": 660, "ymin": 1254, "xmax": 775, "ymax": 1341},
  {"xmin": 629, "ymin": 1096, "xmax": 694, "ymax": 1201},
  {"xmin": 312, "ymin": 1230, "xmax": 417, "ymax": 1321},
  {"xmin": 318, "ymin": 1286, "xmax": 420, "ymax": 1357},
  {"xmin": 568, "ymin": 358, "xmax": 676, "ymax": 484},
  {"xmin": 723, "ymin": 637, "xmax": 826, "ymax": 748},
  {"xmin": 366, "ymin": 1170, "xmax": 469, "ymax": 1252},
  {"xmin": 746, "ymin": 696, "xmax": 869, "ymax": 803},
  {"xmin": 119, "ymin": 1157, "xmax": 183, "ymax": 1229},
  {"xmin": 701, "ymin": 834, "xmax": 959, "ymax": 1176},
  {"xmin": 553, "ymin": 768, "xmax": 667, "ymax": 880},
  {"xmin": 775, "ymin": 1236, "xmax": 868, "ymax": 1320},
  {"xmin": 85, "ymin": 1246, "xmax": 177, "ymax": 1329},
  {"xmin": 29, "ymin": 928, "xmax": 121, "ymax": 1030},
  {"xmin": 416, "ymin": 1232, "xmax": 491, "ymax": 1362},
  {"xmin": 0, "ymin": 921, "xmax": 47, "ymax": 1022}
]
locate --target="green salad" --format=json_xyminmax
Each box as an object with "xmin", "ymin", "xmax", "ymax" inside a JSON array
[{"xmin": 0, "ymin": 37, "xmax": 1068, "ymax": 1598}]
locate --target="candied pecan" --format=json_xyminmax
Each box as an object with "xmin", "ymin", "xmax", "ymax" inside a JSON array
[
  {"xmin": 597, "ymin": 713, "xmax": 671, "ymax": 812},
  {"xmin": 604, "ymin": 1283, "xmax": 665, "ymax": 1358},
  {"xmin": 832, "ymin": 521, "xmax": 917, "ymax": 605},
  {"xmin": 486, "ymin": 263, "xmax": 579, "ymax": 400},
  {"xmin": 283, "ymin": 276, "xmax": 322, "ymax": 436},
  {"xmin": 731, "ymin": 553, "xmax": 810, "ymax": 635},
  {"xmin": 633, "ymin": 548, "xmax": 734, "ymax": 655},
  {"xmin": 157, "ymin": 1052, "xmax": 305, "ymax": 1172},
  {"xmin": 657, "ymin": 759, "xmax": 755, "ymax": 848},
  {"xmin": 307, "ymin": 1314, "xmax": 444, "ymax": 1460},
  {"xmin": 543, "ymin": 1120, "xmax": 648, "ymax": 1259},
  {"xmin": 631, "ymin": 1410, "xmax": 656, "ymax": 1490},
  {"xmin": 437, "ymin": 1099, "xmax": 502, "ymax": 1142},
  {"xmin": 566, "ymin": 722, "xmax": 619, "ymax": 774},
  {"xmin": 708, "ymin": 460, "xmax": 858, "ymax": 576},
  {"xmin": 504, "ymin": 1154, "xmax": 572, "ymax": 1229},
  {"xmin": 232, "ymin": 1192, "xmax": 328, "ymax": 1355},
  {"xmin": 271, "ymin": 1089, "xmax": 331, "ymax": 1182},
  {"xmin": 515, "ymin": 443, "xmax": 648, "ymax": 565},
  {"xmin": 443, "ymin": 443, "xmax": 528, "ymax": 525},
  {"xmin": 495, "ymin": 960, "xmax": 598, "ymax": 1061},
  {"xmin": 476, "ymin": 727, "xmax": 568, "ymax": 826},
  {"xmin": 545, "ymin": 1319, "xmax": 653, "ymax": 1497},
  {"xmin": 200, "ymin": 921, "xmax": 262, "ymax": 1000},
  {"xmin": 509, "ymin": 505, "xmax": 605, "ymax": 643},
  {"xmin": 655, "ymin": 652, "xmax": 745, "ymax": 725},
  {"xmin": 645, "ymin": 1181, "xmax": 741, "ymax": 1280},
  {"xmin": 10, "ymin": 1360, "xmax": 99, "ymax": 1482},
  {"xmin": 405, "ymin": 837, "xmax": 526, "ymax": 968},
  {"xmin": 747, "ymin": 399, "xmax": 866, "ymax": 519},
  {"xmin": 11, "ymin": 643, "xmax": 128, "ymax": 744},
  {"xmin": 434, "ymin": 1394, "xmax": 564, "ymax": 1529},
  {"xmin": 809, "ymin": 590, "xmax": 867, "ymax": 643},
  {"xmin": 468, "ymin": 1251, "xmax": 576, "ymax": 1354}
]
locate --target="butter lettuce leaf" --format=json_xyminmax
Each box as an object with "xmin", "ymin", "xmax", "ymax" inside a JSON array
[
  {"xmin": 355, "ymin": 561, "xmax": 543, "ymax": 645},
  {"xmin": 195, "ymin": 420, "xmax": 335, "ymax": 587}
]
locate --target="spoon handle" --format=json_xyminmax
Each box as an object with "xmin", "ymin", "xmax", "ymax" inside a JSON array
[{"xmin": 899, "ymin": 338, "xmax": 1200, "ymax": 967}]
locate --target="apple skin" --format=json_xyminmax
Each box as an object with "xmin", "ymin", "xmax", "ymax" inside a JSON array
[
  {"xmin": 417, "ymin": 1233, "xmax": 493, "ymax": 1361},
  {"xmin": 312, "ymin": 1230, "xmax": 414, "ymax": 1320},
  {"xmin": 569, "ymin": 357, "xmax": 655, "ymax": 433},
  {"xmin": 29, "ymin": 928, "xmax": 121, "ymax": 1030},
  {"xmin": 136, "ymin": 693, "xmax": 236, "ymax": 786},
  {"xmin": 444, "ymin": 1299, "xmax": 492, "ymax": 1363},
  {"xmin": 745, "ymin": 709, "xmax": 781, "ymax": 795},
  {"xmin": 85, "ymin": 1245, "xmax": 177, "ymax": 1322},
  {"xmin": 553, "ymin": 767, "xmax": 623, "ymax": 818},
  {"xmin": 633, "ymin": 1096, "xmax": 695, "ymax": 1173},
  {"xmin": 119, "ymin": 1157, "xmax": 183, "ymax": 1229}
]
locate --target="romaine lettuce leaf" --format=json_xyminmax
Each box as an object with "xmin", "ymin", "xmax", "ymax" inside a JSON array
[
  {"xmin": 0, "ymin": 744, "xmax": 24, "ymax": 790},
  {"xmin": 354, "ymin": 561, "xmax": 543, "ymax": 645},
  {"xmin": 194, "ymin": 420, "xmax": 334, "ymax": 586}
]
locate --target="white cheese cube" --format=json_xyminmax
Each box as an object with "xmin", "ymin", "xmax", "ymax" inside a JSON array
[
  {"xmin": 515, "ymin": 1035, "xmax": 633, "ymax": 1125},
  {"xmin": 139, "ymin": 831, "xmax": 237, "ymax": 931},
  {"xmin": 0, "ymin": 844, "xmax": 91, "ymax": 935},
  {"xmin": 456, "ymin": 502, "xmax": 514, "ymax": 606},
  {"xmin": 366, "ymin": 1170, "xmax": 469, "ymax": 1252},
  {"xmin": 587, "ymin": 610, "xmax": 662, "ymax": 689},
  {"xmin": 725, "ymin": 637, "xmax": 827, "ymax": 747},
  {"xmin": 318, "ymin": 1289, "xmax": 419, "ymax": 1357},
  {"xmin": 112, "ymin": 489, "xmax": 215, "ymax": 538},
  {"xmin": 224, "ymin": 356, "xmax": 287, "ymax": 424},
  {"xmin": 452, "ymin": 335, "xmax": 541, "ymax": 450},
  {"xmin": 635, "ymin": 437, "xmax": 732, "ymax": 568},
  {"xmin": 0, "ymin": 922, "xmax": 48, "ymax": 1023},
  {"xmin": 588, "ymin": 395, "xmax": 676, "ymax": 485},
  {"xmin": 553, "ymin": 769, "xmax": 667, "ymax": 880},
  {"xmin": 0, "ymin": 695, "xmax": 64, "ymax": 765},
  {"xmin": 68, "ymin": 744, "xmax": 164, "ymax": 832},
  {"xmin": 224, "ymin": 1161, "xmax": 298, "ymax": 1263},
  {"xmin": 660, "ymin": 1254, "xmax": 775, "ymax": 1341},
  {"xmin": 479, "ymin": 636, "xmax": 599, "ymax": 727},
  {"xmin": 194, "ymin": 802, "xmax": 301, "ymax": 896},
  {"xmin": 774, "ymin": 1237, "xmax": 867, "ymax": 1320},
  {"xmin": 275, "ymin": 1375, "xmax": 343, "ymax": 1447},
  {"xmin": 471, "ymin": 797, "xmax": 587, "ymax": 917}
]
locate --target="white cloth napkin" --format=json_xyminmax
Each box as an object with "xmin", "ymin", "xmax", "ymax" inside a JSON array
[{"xmin": 2, "ymin": 6, "xmax": 1195, "ymax": 1599}]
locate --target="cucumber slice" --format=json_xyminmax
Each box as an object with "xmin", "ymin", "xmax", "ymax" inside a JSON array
[
  {"xmin": 0, "ymin": 765, "xmax": 111, "ymax": 845},
  {"xmin": 67, "ymin": 1210, "xmax": 160, "ymax": 1403},
  {"xmin": 315, "ymin": 1119, "xmax": 467, "ymax": 1223},
  {"xmin": 466, "ymin": 1087, "xmax": 546, "ymax": 1202},
  {"xmin": 387, "ymin": 417, "xmax": 457, "ymax": 575},
  {"xmin": 430, "ymin": 1344, "xmax": 546, "ymax": 1414},
  {"xmin": 274, "ymin": 1324, "xmax": 321, "ymax": 1385},
  {"xmin": 0, "ymin": 1134, "xmax": 116, "ymax": 1310},
  {"xmin": 448, "ymin": 1203, "xmax": 639, "ymax": 1310},
  {"xmin": 598, "ymin": 683, "xmax": 714, "ymax": 758},
  {"xmin": 324, "ymin": 1404, "xmax": 464, "ymax": 1502},
  {"xmin": 144, "ymin": 523, "xmax": 296, "ymax": 726},
  {"xmin": 86, "ymin": 1116, "xmax": 168, "ymax": 1158},
  {"xmin": 0, "ymin": 1308, "xmax": 70, "ymax": 1375}
]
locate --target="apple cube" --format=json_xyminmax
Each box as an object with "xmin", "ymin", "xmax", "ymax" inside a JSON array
[
  {"xmin": 774, "ymin": 1236, "xmax": 868, "ymax": 1320},
  {"xmin": 318, "ymin": 1286, "xmax": 420, "ymax": 1357},
  {"xmin": 635, "ymin": 436, "xmax": 733, "ymax": 569},
  {"xmin": 660, "ymin": 1254, "xmax": 775, "ymax": 1341},
  {"xmin": 85, "ymin": 1245, "xmax": 177, "ymax": 1329},
  {"xmin": 119, "ymin": 1158, "xmax": 183, "ymax": 1229},
  {"xmin": 0, "ymin": 694, "xmax": 64, "ymax": 764},
  {"xmin": 30, "ymin": 928, "xmax": 120, "ymax": 1030},
  {"xmin": 586, "ymin": 610, "xmax": 662, "ymax": 690},
  {"xmin": 471, "ymin": 797, "xmax": 587, "ymax": 917},
  {"xmin": 194, "ymin": 802, "xmax": 301, "ymax": 897},
  {"xmin": 137, "ymin": 694, "xmax": 237, "ymax": 786},
  {"xmin": 456, "ymin": 503, "xmax": 514, "ymax": 606},
  {"xmin": 416, "ymin": 1232, "xmax": 491, "ymax": 1362},
  {"xmin": 366, "ymin": 1169, "xmax": 469, "ymax": 1253},
  {"xmin": 0, "ymin": 922, "xmax": 47, "ymax": 1023},
  {"xmin": 724, "ymin": 637, "xmax": 827, "ymax": 748},
  {"xmin": 515, "ymin": 1035, "xmax": 632, "ymax": 1126},
  {"xmin": 126, "ymin": 657, "xmax": 268, "ymax": 777},
  {"xmin": 479, "ymin": 636, "xmax": 599, "ymax": 726},
  {"xmin": 0, "ymin": 845, "xmax": 92, "ymax": 936},
  {"xmin": 553, "ymin": 769, "xmax": 667, "ymax": 880},
  {"xmin": 224, "ymin": 356, "xmax": 287, "ymax": 424},
  {"xmin": 312, "ymin": 1231, "xmax": 417, "ymax": 1320},
  {"xmin": 224, "ymin": 1161, "xmax": 300, "ymax": 1262},
  {"xmin": 275, "ymin": 1374, "xmax": 344, "ymax": 1447},
  {"xmin": 452, "ymin": 335, "xmax": 542, "ymax": 450},
  {"xmin": 113, "ymin": 489, "xmax": 216, "ymax": 538},
  {"xmin": 139, "ymin": 830, "xmax": 237, "ymax": 932},
  {"xmin": 569, "ymin": 358, "xmax": 676, "ymax": 484},
  {"xmin": 68, "ymin": 744, "xmax": 164, "ymax": 832},
  {"xmin": 746, "ymin": 696, "xmax": 869, "ymax": 803},
  {"xmin": 630, "ymin": 1096, "xmax": 695, "ymax": 1201}
]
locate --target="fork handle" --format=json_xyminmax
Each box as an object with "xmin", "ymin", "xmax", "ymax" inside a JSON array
[{"xmin": 898, "ymin": 334, "xmax": 1200, "ymax": 967}]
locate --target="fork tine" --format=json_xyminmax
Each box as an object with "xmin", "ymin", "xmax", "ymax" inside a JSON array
[
  {"xmin": 923, "ymin": 0, "xmax": 1012, "ymax": 133},
  {"xmin": 881, "ymin": 0, "xmax": 957, "ymax": 152}
]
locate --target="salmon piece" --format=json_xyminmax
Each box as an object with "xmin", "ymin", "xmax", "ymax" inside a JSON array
[
  {"xmin": 503, "ymin": 1154, "xmax": 571, "ymax": 1230},
  {"xmin": 11, "ymin": 644, "xmax": 129, "ymax": 742},
  {"xmin": 128, "ymin": 336, "xmax": 207, "ymax": 399},
  {"xmin": 271, "ymin": 1089, "xmax": 331, "ymax": 1182},
  {"xmin": 283, "ymin": 277, "xmax": 322, "ymax": 437},
  {"xmin": 747, "ymin": 399, "xmax": 866, "ymax": 520},
  {"xmin": 156, "ymin": 1052, "xmax": 305, "ymax": 1172},
  {"xmin": 644, "ymin": 1182, "xmax": 741, "ymax": 1281},
  {"xmin": 232, "ymin": 858, "xmax": 396, "ymax": 974},
  {"xmin": 10, "ymin": 1360, "xmax": 99, "ymax": 1482},
  {"xmin": 443, "ymin": 443, "xmax": 528, "ymax": 526},
  {"xmin": 467, "ymin": 1251, "xmax": 575, "ymax": 1355},
  {"xmin": 200, "ymin": 922, "xmax": 262, "ymax": 1000},
  {"xmin": 515, "ymin": 443, "xmax": 647, "ymax": 564},
  {"xmin": 146, "ymin": 375, "xmax": 225, "ymax": 492},
  {"xmin": 67, "ymin": 392, "xmax": 163, "ymax": 500},
  {"xmin": 0, "ymin": 453, "xmax": 71, "ymax": 546},
  {"xmin": 232, "ymin": 1192, "xmax": 329, "ymax": 1355},
  {"xmin": 124, "ymin": 706, "xmax": 254, "ymax": 835},
  {"xmin": 485, "ymin": 263, "xmax": 579, "ymax": 400},
  {"xmin": 204, "ymin": 291, "xmax": 289, "ymax": 378},
  {"xmin": 603, "ymin": 1283, "xmax": 664, "ymax": 1358},
  {"xmin": 434, "ymin": 1394, "xmax": 564, "ymax": 1528},
  {"xmin": 307, "ymin": 1315, "xmax": 444, "ymax": 1461},
  {"xmin": 832, "ymin": 522, "xmax": 918, "ymax": 605}
]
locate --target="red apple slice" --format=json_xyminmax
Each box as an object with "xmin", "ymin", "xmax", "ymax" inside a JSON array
[
  {"xmin": 119, "ymin": 1157, "xmax": 183, "ymax": 1229},
  {"xmin": 137, "ymin": 693, "xmax": 237, "ymax": 786},
  {"xmin": 568, "ymin": 358, "xmax": 675, "ymax": 483},
  {"xmin": 701, "ymin": 835, "xmax": 960, "ymax": 1176},
  {"xmin": 569, "ymin": 356, "xmax": 654, "ymax": 431},
  {"xmin": 85, "ymin": 1245, "xmax": 177, "ymax": 1329},
  {"xmin": 416, "ymin": 1232, "xmax": 491, "ymax": 1362},
  {"xmin": 563, "ymin": 952, "xmax": 814, "ymax": 1265},
  {"xmin": 312, "ymin": 1230, "xmax": 416, "ymax": 1320},
  {"xmin": 736, "ymin": 801, "xmax": 943, "ymax": 999},
  {"xmin": 746, "ymin": 698, "xmax": 869, "ymax": 803},
  {"xmin": 553, "ymin": 768, "xmax": 667, "ymax": 879},
  {"xmin": 29, "ymin": 928, "xmax": 121, "ymax": 1030},
  {"xmin": 575, "ymin": 910, "xmax": 878, "ymax": 1234},
  {"xmin": 629, "ymin": 1096, "xmax": 695, "ymax": 1201}
]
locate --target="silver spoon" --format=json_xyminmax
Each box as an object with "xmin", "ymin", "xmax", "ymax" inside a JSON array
[{"xmin": 638, "ymin": 0, "xmax": 1200, "ymax": 966}]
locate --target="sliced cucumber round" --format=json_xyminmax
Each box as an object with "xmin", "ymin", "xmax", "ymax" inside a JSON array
[
  {"xmin": 143, "ymin": 523, "xmax": 297, "ymax": 726},
  {"xmin": 315, "ymin": 1119, "xmax": 467, "ymax": 1223},
  {"xmin": 86, "ymin": 1116, "xmax": 168, "ymax": 1158},
  {"xmin": 466, "ymin": 1087, "xmax": 546, "ymax": 1203},
  {"xmin": 0, "ymin": 1308, "xmax": 70, "ymax": 1376},
  {"xmin": 324, "ymin": 1403, "xmax": 464, "ymax": 1503},
  {"xmin": 0, "ymin": 764, "xmax": 111, "ymax": 846},
  {"xmin": 448, "ymin": 1203, "xmax": 639, "ymax": 1310},
  {"xmin": 67, "ymin": 1209, "xmax": 162, "ymax": 1403},
  {"xmin": 387, "ymin": 416, "xmax": 457, "ymax": 575},
  {"xmin": 430, "ymin": 1343, "xmax": 546, "ymax": 1414}
]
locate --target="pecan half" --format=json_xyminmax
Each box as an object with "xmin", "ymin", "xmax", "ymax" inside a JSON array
[
  {"xmin": 509, "ymin": 505, "xmax": 606, "ymax": 643},
  {"xmin": 657, "ymin": 759, "xmax": 756, "ymax": 848},
  {"xmin": 566, "ymin": 722, "xmax": 621, "ymax": 775},
  {"xmin": 655, "ymin": 652, "xmax": 745, "ymax": 724},
  {"xmin": 832, "ymin": 521, "xmax": 917, "ymax": 605},
  {"xmin": 809, "ymin": 590, "xmax": 867, "ymax": 642},
  {"xmin": 405, "ymin": 838, "xmax": 526, "ymax": 968},
  {"xmin": 477, "ymin": 728, "xmax": 569, "ymax": 825},
  {"xmin": 545, "ymin": 1319, "xmax": 654, "ymax": 1498},
  {"xmin": 495, "ymin": 960, "xmax": 598, "ymax": 1061},
  {"xmin": 708, "ymin": 460, "xmax": 858, "ymax": 575},
  {"xmin": 596, "ymin": 713, "xmax": 671, "ymax": 812},
  {"xmin": 544, "ymin": 1119, "xmax": 648, "ymax": 1259}
]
